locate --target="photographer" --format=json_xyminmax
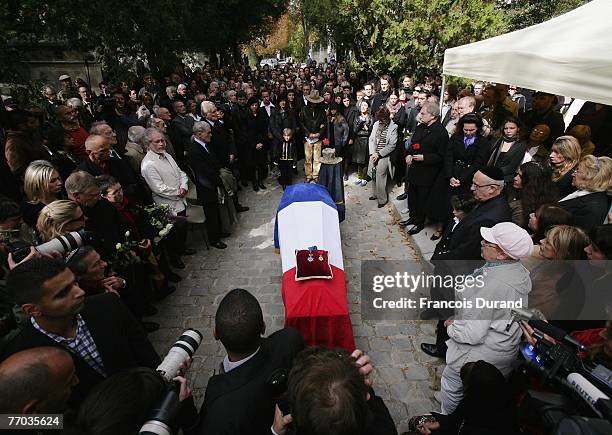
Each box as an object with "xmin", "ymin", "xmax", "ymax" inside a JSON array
[
  {"xmin": 1, "ymin": 256, "xmax": 160, "ymax": 405},
  {"xmin": 67, "ymin": 245, "xmax": 160, "ymax": 332},
  {"xmin": 36, "ymin": 200, "xmax": 85, "ymax": 242},
  {"xmin": 195, "ymin": 288, "xmax": 305, "ymax": 434},
  {"xmin": 62, "ymin": 367, "xmax": 199, "ymax": 435},
  {"xmin": 273, "ymin": 347, "xmax": 396, "ymax": 435},
  {"xmin": 0, "ymin": 199, "xmax": 37, "ymax": 349}
]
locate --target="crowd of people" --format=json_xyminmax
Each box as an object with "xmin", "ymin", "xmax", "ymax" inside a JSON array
[{"xmin": 0, "ymin": 57, "xmax": 611, "ymax": 434}]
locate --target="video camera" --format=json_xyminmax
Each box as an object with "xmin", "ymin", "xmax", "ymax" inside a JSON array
[
  {"xmin": 139, "ymin": 329, "xmax": 203, "ymax": 435},
  {"xmin": 8, "ymin": 230, "xmax": 96, "ymax": 263},
  {"xmin": 519, "ymin": 318, "xmax": 612, "ymax": 434}
]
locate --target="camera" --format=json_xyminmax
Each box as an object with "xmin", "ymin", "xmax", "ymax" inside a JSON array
[
  {"xmin": 9, "ymin": 230, "xmax": 95, "ymax": 263},
  {"xmin": 156, "ymin": 329, "xmax": 203, "ymax": 381},
  {"xmin": 139, "ymin": 329, "xmax": 203, "ymax": 435},
  {"xmin": 519, "ymin": 320, "xmax": 612, "ymax": 434}
]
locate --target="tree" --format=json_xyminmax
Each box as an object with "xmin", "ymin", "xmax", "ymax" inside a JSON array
[
  {"xmin": 254, "ymin": 13, "xmax": 291, "ymax": 56},
  {"xmin": 339, "ymin": 0, "xmax": 508, "ymax": 78},
  {"xmin": 0, "ymin": 0, "xmax": 289, "ymax": 82},
  {"xmin": 499, "ymin": 0, "xmax": 590, "ymax": 31}
]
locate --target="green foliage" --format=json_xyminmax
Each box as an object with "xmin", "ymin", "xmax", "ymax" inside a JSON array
[
  {"xmin": 287, "ymin": 17, "xmax": 307, "ymax": 60},
  {"xmin": 499, "ymin": 0, "xmax": 590, "ymax": 31},
  {"xmin": 0, "ymin": 0, "xmax": 288, "ymax": 83},
  {"xmin": 338, "ymin": 0, "xmax": 509, "ymax": 78}
]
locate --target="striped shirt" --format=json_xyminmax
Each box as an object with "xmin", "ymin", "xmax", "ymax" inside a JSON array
[
  {"xmin": 376, "ymin": 125, "xmax": 388, "ymax": 152},
  {"xmin": 31, "ymin": 314, "xmax": 107, "ymax": 377}
]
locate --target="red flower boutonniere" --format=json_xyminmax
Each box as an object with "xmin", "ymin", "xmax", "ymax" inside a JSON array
[
  {"xmin": 412, "ymin": 143, "xmax": 421, "ymax": 150},
  {"xmin": 322, "ymin": 137, "xmax": 330, "ymax": 146}
]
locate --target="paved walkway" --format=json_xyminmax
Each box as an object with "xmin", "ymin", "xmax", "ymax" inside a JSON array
[{"xmin": 148, "ymin": 168, "xmax": 444, "ymax": 433}]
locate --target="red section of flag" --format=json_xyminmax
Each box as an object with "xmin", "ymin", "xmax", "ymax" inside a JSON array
[{"xmin": 281, "ymin": 265, "xmax": 355, "ymax": 352}]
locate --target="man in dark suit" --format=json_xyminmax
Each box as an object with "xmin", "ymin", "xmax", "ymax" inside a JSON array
[
  {"xmin": 168, "ymin": 100, "xmax": 194, "ymax": 165},
  {"xmin": 65, "ymin": 170, "xmax": 129, "ymax": 261},
  {"xmin": 78, "ymin": 134, "xmax": 149, "ymax": 204},
  {"xmin": 420, "ymin": 166, "xmax": 512, "ymax": 357},
  {"xmin": 195, "ymin": 288, "xmax": 305, "ymax": 434},
  {"xmin": 370, "ymin": 75, "xmax": 393, "ymax": 115},
  {"xmin": 1, "ymin": 256, "xmax": 160, "ymax": 406},
  {"xmin": 402, "ymin": 102, "xmax": 449, "ymax": 235},
  {"xmin": 187, "ymin": 122, "xmax": 227, "ymax": 249}
]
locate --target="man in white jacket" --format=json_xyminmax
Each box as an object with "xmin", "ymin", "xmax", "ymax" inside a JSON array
[{"xmin": 440, "ymin": 222, "xmax": 534, "ymax": 414}]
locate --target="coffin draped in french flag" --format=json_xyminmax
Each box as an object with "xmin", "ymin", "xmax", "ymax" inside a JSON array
[{"xmin": 274, "ymin": 183, "xmax": 356, "ymax": 352}]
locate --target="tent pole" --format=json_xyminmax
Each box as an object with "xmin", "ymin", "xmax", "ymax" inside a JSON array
[{"xmin": 439, "ymin": 75, "xmax": 446, "ymax": 117}]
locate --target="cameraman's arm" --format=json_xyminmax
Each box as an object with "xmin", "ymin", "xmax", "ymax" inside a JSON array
[{"xmin": 174, "ymin": 376, "xmax": 201, "ymax": 435}]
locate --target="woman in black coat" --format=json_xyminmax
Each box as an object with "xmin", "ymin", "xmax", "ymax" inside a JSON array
[
  {"xmin": 558, "ymin": 155, "xmax": 612, "ymax": 231},
  {"xmin": 487, "ymin": 117, "xmax": 528, "ymax": 182},
  {"xmin": 245, "ymin": 97, "xmax": 269, "ymax": 191},
  {"xmin": 404, "ymin": 102, "xmax": 448, "ymax": 235},
  {"xmin": 342, "ymin": 95, "xmax": 359, "ymax": 179},
  {"xmin": 270, "ymin": 97, "xmax": 297, "ymax": 161},
  {"xmin": 352, "ymin": 101, "xmax": 374, "ymax": 185},
  {"xmin": 426, "ymin": 113, "xmax": 489, "ymax": 239}
]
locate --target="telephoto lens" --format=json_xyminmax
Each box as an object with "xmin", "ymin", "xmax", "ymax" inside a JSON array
[
  {"xmin": 139, "ymin": 381, "xmax": 182, "ymax": 435},
  {"xmin": 37, "ymin": 230, "xmax": 95, "ymax": 256},
  {"xmin": 156, "ymin": 329, "xmax": 203, "ymax": 381}
]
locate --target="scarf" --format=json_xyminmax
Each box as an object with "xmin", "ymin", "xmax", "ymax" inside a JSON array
[
  {"xmin": 463, "ymin": 135, "xmax": 476, "ymax": 149},
  {"xmin": 501, "ymin": 134, "xmax": 517, "ymax": 142},
  {"xmin": 386, "ymin": 99, "xmax": 401, "ymax": 115}
]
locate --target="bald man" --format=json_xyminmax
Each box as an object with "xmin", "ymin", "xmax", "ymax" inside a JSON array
[
  {"xmin": 446, "ymin": 96, "xmax": 491, "ymax": 137},
  {"xmin": 0, "ymin": 346, "xmax": 78, "ymax": 414},
  {"xmin": 77, "ymin": 134, "xmax": 146, "ymax": 203}
]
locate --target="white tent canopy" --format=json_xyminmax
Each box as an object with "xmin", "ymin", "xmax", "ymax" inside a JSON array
[{"xmin": 443, "ymin": 0, "xmax": 612, "ymax": 106}]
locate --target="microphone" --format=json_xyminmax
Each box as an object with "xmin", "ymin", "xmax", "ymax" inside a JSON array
[
  {"xmin": 528, "ymin": 319, "xmax": 587, "ymax": 352},
  {"xmin": 566, "ymin": 373, "xmax": 609, "ymax": 415}
]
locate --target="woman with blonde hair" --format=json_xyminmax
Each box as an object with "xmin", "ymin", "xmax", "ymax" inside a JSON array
[
  {"xmin": 36, "ymin": 200, "xmax": 85, "ymax": 242},
  {"xmin": 559, "ymin": 155, "xmax": 612, "ymax": 231},
  {"xmin": 22, "ymin": 160, "xmax": 64, "ymax": 229},
  {"xmin": 530, "ymin": 224, "xmax": 590, "ymax": 320},
  {"xmin": 550, "ymin": 135, "xmax": 581, "ymax": 198}
]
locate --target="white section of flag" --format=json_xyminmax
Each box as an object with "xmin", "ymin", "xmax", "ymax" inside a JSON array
[{"xmin": 277, "ymin": 201, "xmax": 344, "ymax": 273}]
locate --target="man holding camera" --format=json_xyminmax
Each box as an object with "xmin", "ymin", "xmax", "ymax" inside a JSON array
[
  {"xmin": 195, "ymin": 288, "xmax": 304, "ymax": 434},
  {"xmin": 1, "ymin": 256, "xmax": 160, "ymax": 405}
]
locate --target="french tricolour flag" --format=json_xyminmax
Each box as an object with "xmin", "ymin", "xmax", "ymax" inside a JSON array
[{"xmin": 274, "ymin": 184, "xmax": 355, "ymax": 351}]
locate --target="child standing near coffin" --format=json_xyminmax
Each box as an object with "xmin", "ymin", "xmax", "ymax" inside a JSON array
[{"xmin": 279, "ymin": 128, "xmax": 297, "ymax": 190}]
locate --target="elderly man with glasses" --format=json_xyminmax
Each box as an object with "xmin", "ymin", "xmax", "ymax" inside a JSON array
[{"xmin": 419, "ymin": 166, "xmax": 512, "ymax": 359}]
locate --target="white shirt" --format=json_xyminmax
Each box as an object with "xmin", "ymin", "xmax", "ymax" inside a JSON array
[
  {"xmin": 222, "ymin": 347, "xmax": 260, "ymax": 373},
  {"xmin": 260, "ymin": 101, "xmax": 274, "ymax": 117},
  {"xmin": 141, "ymin": 150, "xmax": 188, "ymax": 214},
  {"xmin": 193, "ymin": 136, "xmax": 211, "ymax": 154}
]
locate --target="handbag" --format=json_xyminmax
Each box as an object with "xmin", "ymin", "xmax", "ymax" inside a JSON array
[{"xmin": 295, "ymin": 246, "xmax": 333, "ymax": 281}]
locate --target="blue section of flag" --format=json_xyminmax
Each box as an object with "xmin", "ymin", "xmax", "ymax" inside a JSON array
[{"xmin": 274, "ymin": 183, "xmax": 337, "ymax": 249}]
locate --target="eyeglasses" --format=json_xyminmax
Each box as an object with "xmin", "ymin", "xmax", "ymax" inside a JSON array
[{"xmin": 471, "ymin": 182, "xmax": 498, "ymax": 189}]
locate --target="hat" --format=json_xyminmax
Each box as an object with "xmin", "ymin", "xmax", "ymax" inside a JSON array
[
  {"xmin": 480, "ymin": 223, "xmax": 534, "ymax": 259},
  {"xmin": 479, "ymin": 166, "xmax": 504, "ymax": 182},
  {"xmin": 305, "ymin": 90, "xmax": 324, "ymax": 104},
  {"xmin": 341, "ymin": 81, "xmax": 351, "ymax": 89},
  {"xmin": 320, "ymin": 147, "xmax": 342, "ymax": 165},
  {"xmin": 246, "ymin": 96, "xmax": 259, "ymax": 107},
  {"xmin": 58, "ymin": 74, "xmax": 71, "ymax": 81}
]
